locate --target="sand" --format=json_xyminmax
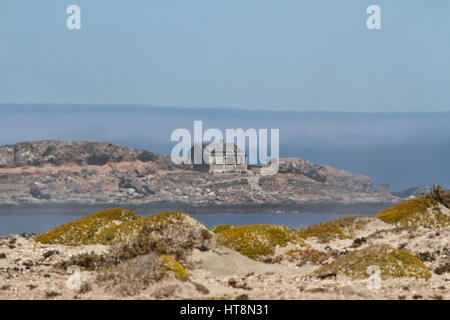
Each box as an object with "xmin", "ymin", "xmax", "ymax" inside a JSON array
[{"xmin": 0, "ymin": 216, "xmax": 448, "ymax": 300}]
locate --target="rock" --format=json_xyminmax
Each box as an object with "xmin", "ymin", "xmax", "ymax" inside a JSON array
[
  {"xmin": 154, "ymin": 285, "xmax": 177, "ymax": 298},
  {"xmin": 22, "ymin": 260, "xmax": 34, "ymax": 267},
  {"xmin": 119, "ymin": 177, "xmax": 155, "ymax": 195},
  {"xmin": 317, "ymin": 272, "xmax": 336, "ymax": 280},
  {"xmin": 398, "ymin": 243, "xmax": 407, "ymax": 250},
  {"xmin": 87, "ymin": 153, "xmax": 111, "ymax": 166},
  {"xmin": 137, "ymin": 150, "xmax": 158, "ymax": 163},
  {"xmin": 191, "ymin": 282, "xmax": 210, "ymax": 294},
  {"xmin": 134, "ymin": 167, "xmax": 156, "ymax": 177},
  {"xmin": 126, "ymin": 188, "xmax": 136, "ymax": 196},
  {"xmin": 228, "ymin": 278, "xmax": 252, "ymax": 290},
  {"xmin": 0, "ymin": 140, "xmax": 171, "ymax": 169},
  {"xmin": 278, "ymin": 158, "xmax": 328, "ymax": 183},
  {"xmin": 0, "ymin": 146, "xmax": 14, "ymax": 167},
  {"xmin": 434, "ymin": 262, "xmax": 450, "ymax": 275},
  {"xmin": 417, "ymin": 251, "xmax": 435, "ymax": 262},
  {"xmin": 45, "ymin": 291, "xmax": 61, "ymax": 298},
  {"xmin": 43, "ymin": 250, "xmax": 59, "ymax": 259},
  {"xmin": 278, "ymin": 158, "xmax": 373, "ymax": 192},
  {"xmin": 29, "ymin": 182, "xmax": 51, "ymax": 200},
  {"xmin": 19, "ymin": 233, "xmax": 37, "ymax": 239},
  {"xmin": 351, "ymin": 237, "xmax": 367, "ymax": 248}
]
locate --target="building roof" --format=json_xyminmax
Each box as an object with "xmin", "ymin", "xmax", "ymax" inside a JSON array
[{"xmin": 190, "ymin": 142, "xmax": 243, "ymax": 157}]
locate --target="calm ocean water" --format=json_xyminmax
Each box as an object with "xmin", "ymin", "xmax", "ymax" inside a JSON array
[{"xmin": 0, "ymin": 212, "xmax": 374, "ymax": 237}]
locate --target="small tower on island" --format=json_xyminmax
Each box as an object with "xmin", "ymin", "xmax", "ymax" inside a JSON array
[{"xmin": 378, "ymin": 184, "xmax": 390, "ymax": 196}]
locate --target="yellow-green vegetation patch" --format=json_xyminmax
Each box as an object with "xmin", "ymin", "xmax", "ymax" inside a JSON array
[
  {"xmin": 283, "ymin": 248, "xmax": 331, "ymax": 265},
  {"xmin": 162, "ymin": 255, "xmax": 189, "ymax": 280},
  {"xmin": 109, "ymin": 211, "xmax": 197, "ymax": 245},
  {"xmin": 298, "ymin": 216, "xmax": 371, "ymax": 241},
  {"xmin": 213, "ymin": 224, "xmax": 306, "ymax": 260},
  {"xmin": 141, "ymin": 211, "xmax": 196, "ymax": 231},
  {"xmin": 210, "ymin": 224, "xmax": 234, "ymax": 233},
  {"xmin": 35, "ymin": 209, "xmax": 207, "ymax": 246},
  {"xmin": 114, "ymin": 211, "xmax": 213, "ymax": 261},
  {"xmin": 375, "ymin": 197, "xmax": 450, "ymax": 228},
  {"xmin": 35, "ymin": 208, "xmax": 138, "ymax": 245},
  {"xmin": 315, "ymin": 245, "xmax": 431, "ymax": 279}
]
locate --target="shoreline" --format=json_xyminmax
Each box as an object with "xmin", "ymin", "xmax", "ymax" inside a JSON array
[{"xmin": 0, "ymin": 201, "xmax": 398, "ymax": 216}]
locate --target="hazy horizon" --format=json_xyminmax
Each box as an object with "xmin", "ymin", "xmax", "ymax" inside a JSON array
[
  {"xmin": 1, "ymin": 103, "xmax": 449, "ymax": 191},
  {"xmin": 3, "ymin": 102, "xmax": 450, "ymax": 114}
]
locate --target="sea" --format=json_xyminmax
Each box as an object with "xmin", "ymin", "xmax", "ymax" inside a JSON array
[{"xmin": 0, "ymin": 212, "xmax": 375, "ymax": 237}]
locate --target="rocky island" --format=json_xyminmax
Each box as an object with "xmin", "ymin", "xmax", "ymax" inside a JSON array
[{"xmin": 0, "ymin": 140, "xmax": 398, "ymax": 214}]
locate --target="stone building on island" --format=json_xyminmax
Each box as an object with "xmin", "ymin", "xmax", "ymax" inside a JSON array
[{"xmin": 189, "ymin": 142, "xmax": 247, "ymax": 174}]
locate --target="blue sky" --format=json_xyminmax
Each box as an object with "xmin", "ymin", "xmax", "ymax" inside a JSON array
[{"xmin": 1, "ymin": 0, "xmax": 449, "ymax": 111}]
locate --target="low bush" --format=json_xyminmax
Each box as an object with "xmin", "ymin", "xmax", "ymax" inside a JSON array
[
  {"xmin": 297, "ymin": 216, "xmax": 371, "ymax": 241},
  {"xmin": 375, "ymin": 197, "xmax": 450, "ymax": 228},
  {"xmin": 314, "ymin": 245, "xmax": 431, "ymax": 279},
  {"xmin": 213, "ymin": 224, "xmax": 306, "ymax": 260}
]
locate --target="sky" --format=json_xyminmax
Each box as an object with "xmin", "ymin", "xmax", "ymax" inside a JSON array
[{"xmin": 1, "ymin": 0, "xmax": 449, "ymax": 112}]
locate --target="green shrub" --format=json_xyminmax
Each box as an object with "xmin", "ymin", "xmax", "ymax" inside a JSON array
[
  {"xmin": 298, "ymin": 216, "xmax": 371, "ymax": 241},
  {"xmin": 214, "ymin": 224, "xmax": 306, "ymax": 260},
  {"xmin": 375, "ymin": 197, "xmax": 450, "ymax": 228},
  {"xmin": 35, "ymin": 208, "xmax": 138, "ymax": 245},
  {"xmin": 35, "ymin": 209, "xmax": 212, "ymax": 249},
  {"xmin": 315, "ymin": 245, "xmax": 431, "ymax": 279},
  {"xmin": 425, "ymin": 185, "xmax": 450, "ymax": 208}
]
